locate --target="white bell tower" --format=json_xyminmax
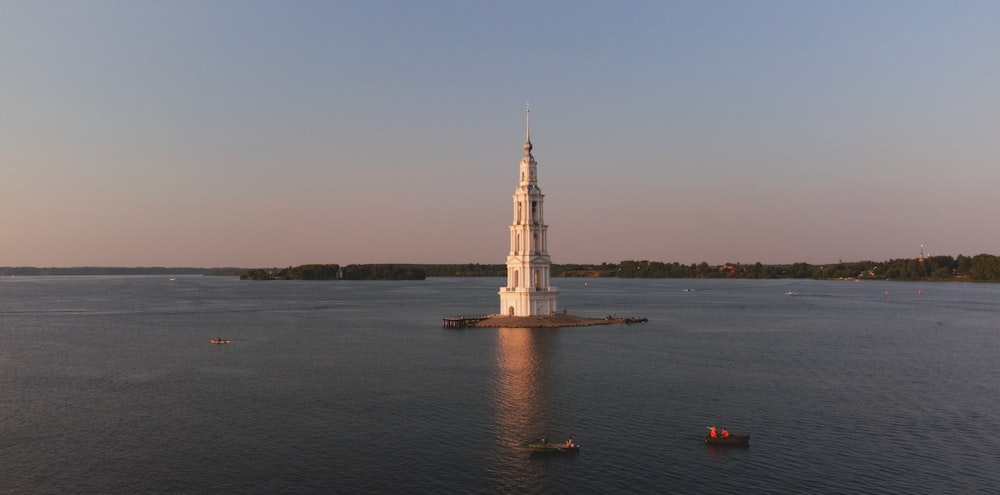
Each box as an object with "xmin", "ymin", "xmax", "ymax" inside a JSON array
[{"xmin": 499, "ymin": 104, "xmax": 558, "ymax": 316}]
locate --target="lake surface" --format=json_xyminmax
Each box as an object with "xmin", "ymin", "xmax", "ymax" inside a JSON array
[{"xmin": 1, "ymin": 276, "xmax": 998, "ymax": 494}]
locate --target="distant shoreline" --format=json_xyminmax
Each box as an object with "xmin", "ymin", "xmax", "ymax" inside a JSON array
[
  {"xmin": 0, "ymin": 267, "xmax": 242, "ymax": 277},
  {"xmin": 3, "ymin": 254, "xmax": 999, "ymax": 281}
]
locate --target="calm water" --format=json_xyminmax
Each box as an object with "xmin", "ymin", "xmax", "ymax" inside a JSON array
[{"xmin": 1, "ymin": 276, "xmax": 999, "ymax": 494}]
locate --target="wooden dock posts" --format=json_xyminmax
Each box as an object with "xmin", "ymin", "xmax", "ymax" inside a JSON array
[{"xmin": 442, "ymin": 314, "xmax": 490, "ymax": 328}]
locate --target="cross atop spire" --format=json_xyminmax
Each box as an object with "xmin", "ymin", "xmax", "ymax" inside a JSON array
[{"xmin": 523, "ymin": 101, "xmax": 533, "ymax": 155}]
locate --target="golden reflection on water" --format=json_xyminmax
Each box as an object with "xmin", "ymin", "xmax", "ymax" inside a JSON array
[{"xmin": 493, "ymin": 327, "xmax": 554, "ymax": 448}]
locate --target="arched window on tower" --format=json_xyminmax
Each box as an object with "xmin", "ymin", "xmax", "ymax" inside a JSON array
[
  {"xmin": 533, "ymin": 233, "xmax": 539, "ymax": 254},
  {"xmin": 533, "ymin": 269, "xmax": 540, "ymax": 288},
  {"xmin": 531, "ymin": 201, "xmax": 538, "ymax": 225}
]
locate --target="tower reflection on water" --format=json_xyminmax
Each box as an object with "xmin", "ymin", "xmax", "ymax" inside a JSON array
[{"xmin": 492, "ymin": 327, "xmax": 559, "ymax": 448}]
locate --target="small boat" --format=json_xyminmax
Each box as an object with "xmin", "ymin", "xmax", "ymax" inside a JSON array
[
  {"xmin": 210, "ymin": 338, "xmax": 231, "ymax": 345},
  {"xmin": 704, "ymin": 434, "xmax": 750, "ymax": 445},
  {"xmin": 528, "ymin": 443, "xmax": 580, "ymax": 453}
]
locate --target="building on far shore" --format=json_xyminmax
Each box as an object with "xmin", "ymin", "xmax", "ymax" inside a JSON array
[{"xmin": 498, "ymin": 105, "xmax": 559, "ymax": 316}]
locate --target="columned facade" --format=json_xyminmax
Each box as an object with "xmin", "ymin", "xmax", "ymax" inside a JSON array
[{"xmin": 499, "ymin": 106, "xmax": 558, "ymax": 316}]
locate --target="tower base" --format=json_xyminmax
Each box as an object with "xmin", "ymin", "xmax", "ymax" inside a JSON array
[{"xmin": 498, "ymin": 288, "xmax": 559, "ymax": 316}]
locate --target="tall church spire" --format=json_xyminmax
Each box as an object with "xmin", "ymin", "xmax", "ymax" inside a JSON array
[{"xmin": 500, "ymin": 104, "xmax": 558, "ymax": 316}]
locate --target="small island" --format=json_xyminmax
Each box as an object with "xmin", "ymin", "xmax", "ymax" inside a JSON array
[{"xmin": 443, "ymin": 314, "xmax": 646, "ymax": 329}]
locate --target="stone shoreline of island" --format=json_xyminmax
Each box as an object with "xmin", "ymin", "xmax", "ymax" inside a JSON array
[{"xmin": 469, "ymin": 314, "xmax": 637, "ymax": 328}]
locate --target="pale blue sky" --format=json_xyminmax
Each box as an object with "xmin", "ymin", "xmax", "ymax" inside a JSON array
[{"xmin": 2, "ymin": 1, "xmax": 998, "ymax": 267}]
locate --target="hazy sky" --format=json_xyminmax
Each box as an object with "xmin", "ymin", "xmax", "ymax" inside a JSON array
[{"xmin": 3, "ymin": 1, "xmax": 998, "ymax": 267}]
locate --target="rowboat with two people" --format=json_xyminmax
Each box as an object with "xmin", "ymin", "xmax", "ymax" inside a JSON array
[
  {"xmin": 705, "ymin": 426, "xmax": 749, "ymax": 445},
  {"xmin": 528, "ymin": 436, "xmax": 580, "ymax": 454},
  {"xmin": 210, "ymin": 338, "xmax": 231, "ymax": 345}
]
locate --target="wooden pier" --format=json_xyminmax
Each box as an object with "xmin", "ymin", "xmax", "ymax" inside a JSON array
[{"xmin": 442, "ymin": 315, "xmax": 491, "ymax": 328}]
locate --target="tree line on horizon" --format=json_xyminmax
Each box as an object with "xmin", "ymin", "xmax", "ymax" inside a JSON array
[
  {"xmin": 6, "ymin": 253, "xmax": 1000, "ymax": 281},
  {"xmin": 240, "ymin": 264, "xmax": 427, "ymax": 280},
  {"xmin": 0, "ymin": 266, "xmax": 243, "ymax": 277},
  {"xmin": 238, "ymin": 253, "xmax": 1000, "ymax": 281},
  {"xmin": 610, "ymin": 254, "xmax": 1000, "ymax": 281}
]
